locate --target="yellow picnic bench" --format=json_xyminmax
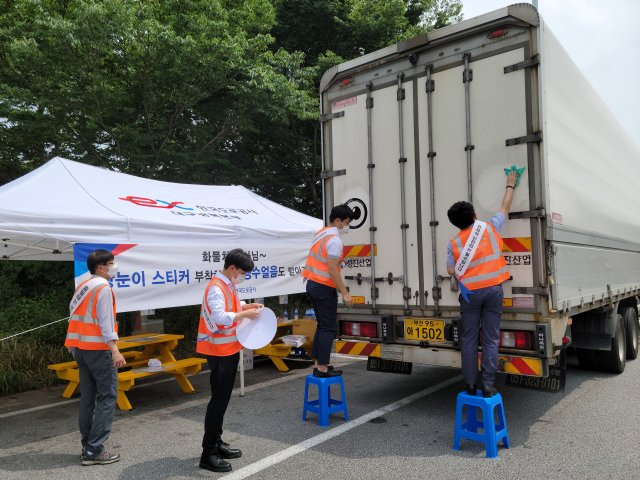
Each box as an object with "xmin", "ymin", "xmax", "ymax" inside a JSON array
[
  {"xmin": 48, "ymin": 333, "xmax": 206, "ymax": 410},
  {"xmin": 253, "ymin": 321, "xmax": 314, "ymax": 372}
]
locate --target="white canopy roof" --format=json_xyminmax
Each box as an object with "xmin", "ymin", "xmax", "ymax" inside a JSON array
[{"xmin": 0, "ymin": 157, "xmax": 322, "ymax": 261}]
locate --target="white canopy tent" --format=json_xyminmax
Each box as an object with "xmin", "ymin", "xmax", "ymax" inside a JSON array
[{"xmin": 0, "ymin": 158, "xmax": 322, "ymax": 311}]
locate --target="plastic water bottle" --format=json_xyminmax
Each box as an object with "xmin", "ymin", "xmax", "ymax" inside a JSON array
[
  {"xmin": 283, "ymin": 310, "xmax": 288, "ymax": 322},
  {"xmin": 309, "ymin": 309, "xmax": 316, "ymax": 320},
  {"xmin": 294, "ymin": 308, "xmax": 299, "ymax": 320}
]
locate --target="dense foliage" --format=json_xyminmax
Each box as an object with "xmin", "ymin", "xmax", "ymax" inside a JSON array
[{"xmin": 0, "ymin": 0, "xmax": 462, "ymax": 394}]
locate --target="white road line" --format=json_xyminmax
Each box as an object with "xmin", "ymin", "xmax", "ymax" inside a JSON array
[{"xmin": 221, "ymin": 374, "xmax": 464, "ymax": 480}]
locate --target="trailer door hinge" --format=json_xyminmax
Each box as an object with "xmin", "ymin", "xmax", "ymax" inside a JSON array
[
  {"xmin": 319, "ymin": 111, "xmax": 345, "ymax": 122},
  {"xmin": 512, "ymin": 287, "xmax": 549, "ymax": 296},
  {"xmin": 509, "ymin": 209, "xmax": 546, "ymax": 220},
  {"xmin": 320, "ymin": 169, "xmax": 346, "ymax": 179},
  {"xmin": 432, "ymin": 285, "xmax": 442, "ymax": 300},
  {"xmin": 387, "ymin": 273, "xmax": 404, "ymax": 285},
  {"xmin": 403, "ymin": 286, "xmax": 412, "ymax": 300},
  {"xmin": 506, "ymin": 131, "xmax": 542, "ymax": 146},
  {"xmin": 504, "ymin": 54, "xmax": 540, "ymax": 74}
]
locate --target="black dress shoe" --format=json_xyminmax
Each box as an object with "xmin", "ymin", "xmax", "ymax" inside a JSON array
[
  {"xmin": 465, "ymin": 384, "xmax": 476, "ymax": 396},
  {"xmin": 313, "ymin": 367, "xmax": 343, "ymax": 378},
  {"xmin": 218, "ymin": 442, "xmax": 242, "ymax": 459},
  {"xmin": 199, "ymin": 454, "xmax": 232, "ymax": 472},
  {"xmin": 482, "ymin": 384, "xmax": 498, "ymax": 398}
]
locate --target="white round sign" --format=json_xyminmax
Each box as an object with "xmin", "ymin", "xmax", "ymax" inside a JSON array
[{"xmin": 236, "ymin": 307, "xmax": 277, "ymax": 350}]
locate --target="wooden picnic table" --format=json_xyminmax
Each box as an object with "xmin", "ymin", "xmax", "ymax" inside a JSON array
[
  {"xmin": 253, "ymin": 322, "xmax": 313, "ymax": 372},
  {"xmin": 48, "ymin": 333, "xmax": 206, "ymax": 411}
]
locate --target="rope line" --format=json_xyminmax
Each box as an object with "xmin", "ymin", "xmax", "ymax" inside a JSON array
[{"xmin": 0, "ymin": 317, "xmax": 70, "ymax": 342}]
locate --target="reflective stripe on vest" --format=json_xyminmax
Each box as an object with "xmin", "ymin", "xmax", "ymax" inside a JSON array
[
  {"xmin": 65, "ymin": 283, "xmax": 117, "ymax": 351},
  {"xmin": 196, "ymin": 277, "xmax": 242, "ymax": 356},
  {"xmin": 451, "ymin": 224, "xmax": 510, "ymax": 290},
  {"xmin": 302, "ymin": 227, "xmax": 342, "ymax": 288}
]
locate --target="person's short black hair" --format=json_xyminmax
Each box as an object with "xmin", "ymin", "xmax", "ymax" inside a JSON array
[
  {"xmin": 330, "ymin": 204, "xmax": 355, "ymax": 223},
  {"xmin": 447, "ymin": 201, "xmax": 475, "ymax": 230},
  {"xmin": 87, "ymin": 249, "xmax": 114, "ymax": 275},
  {"xmin": 224, "ymin": 248, "xmax": 254, "ymax": 272}
]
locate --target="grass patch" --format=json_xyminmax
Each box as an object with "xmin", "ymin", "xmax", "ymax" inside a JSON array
[{"xmin": 0, "ymin": 338, "xmax": 73, "ymax": 395}]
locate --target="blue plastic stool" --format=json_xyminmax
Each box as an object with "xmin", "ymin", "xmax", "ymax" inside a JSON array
[
  {"xmin": 453, "ymin": 390, "xmax": 510, "ymax": 459},
  {"xmin": 302, "ymin": 374, "xmax": 349, "ymax": 427}
]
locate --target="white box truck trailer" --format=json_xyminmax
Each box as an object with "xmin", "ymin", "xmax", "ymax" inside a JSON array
[{"xmin": 321, "ymin": 3, "xmax": 640, "ymax": 391}]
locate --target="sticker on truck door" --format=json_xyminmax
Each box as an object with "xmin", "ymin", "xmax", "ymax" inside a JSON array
[
  {"xmin": 331, "ymin": 96, "xmax": 357, "ymax": 110},
  {"xmin": 344, "ymin": 198, "xmax": 367, "ymax": 229},
  {"xmin": 503, "ymin": 253, "xmax": 532, "ymax": 269}
]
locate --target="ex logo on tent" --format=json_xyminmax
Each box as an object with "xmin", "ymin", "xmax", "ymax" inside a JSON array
[{"xmin": 119, "ymin": 196, "xmax": 193, "ymax": 210}]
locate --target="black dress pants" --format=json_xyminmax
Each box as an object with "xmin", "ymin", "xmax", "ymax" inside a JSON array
[
  {"xmin": 202, "ymin": 352, "xmax": 240, "ymax": 456},
  {"xmin": 306, "ymin": 279, "xmax": 338, "ymax": 365}
]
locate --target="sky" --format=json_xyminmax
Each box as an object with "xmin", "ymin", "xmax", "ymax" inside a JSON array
[{"xmin": 461, "ymin": 0, "xmax": 640, "ymax": 148}]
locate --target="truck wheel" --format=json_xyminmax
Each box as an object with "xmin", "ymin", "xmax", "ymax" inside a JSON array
[
  {"xmin": 621, "ymin": 307, "xmax": 639, "ymax": 359},
  {"xmin": 598, "ymin": 314, "xmax": 626, "ymax": 374},
  {"xmin": 576, "ymin": 348, "xmax": 599, "ymax": 371}
]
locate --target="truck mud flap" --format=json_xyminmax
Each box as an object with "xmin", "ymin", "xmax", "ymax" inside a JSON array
[{"xmin": 505, "ymin": 350, "xmax": 566, "ymax": 394}]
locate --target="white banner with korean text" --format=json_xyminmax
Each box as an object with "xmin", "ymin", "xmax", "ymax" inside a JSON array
[{"xmin": 74, "ymin": 243, "xmax": 308, "ymax": 313}]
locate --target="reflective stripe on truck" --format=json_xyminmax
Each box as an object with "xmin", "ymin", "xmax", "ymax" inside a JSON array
[
  {"xmin": 335, "ymin": 341, "xmax": 381, "ymax": 357},
  {"xmin": 332, "ymin": 340, "xmax": 546, "ymax": 377}
]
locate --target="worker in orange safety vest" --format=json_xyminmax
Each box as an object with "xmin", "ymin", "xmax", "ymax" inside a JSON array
[
  {"xmin": 303, "ymin": 204, "xmax": 355, "ymax": 378},
  {"xmin": 197, "ymin": 248, "xmax": 263, "ymax": 473},
  {"xmin": 65, "ymin": 249, "xmax": 126, "ymax": 466},
  {"xmin": 447, "ymin": 170, "xmax": 518, "ymax": 398}
]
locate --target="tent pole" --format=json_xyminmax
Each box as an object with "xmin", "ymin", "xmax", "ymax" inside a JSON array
[{"xmin": 239, "ymin": 348, "xmax": 245, "ymax": 397}]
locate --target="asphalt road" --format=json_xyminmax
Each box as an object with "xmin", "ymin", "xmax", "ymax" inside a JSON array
[{"xmin": 0, "ymin": 350, "xmax": 639, "ymax": 479}]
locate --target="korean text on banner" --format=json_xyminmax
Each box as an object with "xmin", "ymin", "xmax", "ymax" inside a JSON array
[{"xmin": 74, "ymin": 244, "xmax": 308, "ymax": 313}]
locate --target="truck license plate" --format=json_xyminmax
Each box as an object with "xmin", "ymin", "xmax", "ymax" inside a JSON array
[
  {"xmin": 506, "ymin": 350, "xmax": 566, "ymax": 394},
  {"xmin": 366, "ymin": 357, "xmax": 412, "ymax": 375},
  {"xmin": 405, "ymin": 318, "xmax": 445, "ymax": 342}
]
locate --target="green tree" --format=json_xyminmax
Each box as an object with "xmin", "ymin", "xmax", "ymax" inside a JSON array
[
  {"xmin": 0, "ymin": 0, "xmax": 316, "ymax": 182},
  {"xmin": 257, "ymin": 0, "xmax": 463, "ymax": 216}
]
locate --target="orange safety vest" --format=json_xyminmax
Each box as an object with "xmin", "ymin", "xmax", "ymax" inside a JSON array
[
  {"xmin": 65, "ymin": 279, "xmax": 118, "ymax": 350},
  {"xmin": 196, "ymin": 277, "xmax": 243, "ymax": 356},
  {"xmin": 302, "ymin": 226, "xmax": 343, "ymax": 288},
  {"xmin": 450, "ymin": 223, "xmax": 510, "ymax": 290}
]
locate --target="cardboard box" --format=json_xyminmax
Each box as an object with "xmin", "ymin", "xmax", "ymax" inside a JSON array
[{"xmin": 292, "ymin": 319, "xmax": 317, "ymax": 338}]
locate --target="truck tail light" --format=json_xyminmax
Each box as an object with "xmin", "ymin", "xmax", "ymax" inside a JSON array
[
  {"xmin": 479, "ymin": 330, "xmax": 533, "ymax": 350},
  {"xmin": 342, "ymin": 322, "xmax": 377, "ymax": 338},
  {"xmin": 488, "ymin": 28, "xmax": 508, "ymax": 38}
]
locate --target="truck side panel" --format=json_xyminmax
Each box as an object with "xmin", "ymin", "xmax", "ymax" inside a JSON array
[{"xmin": 541, "ymin": 23, "xmax": 640, "ymax": 311}]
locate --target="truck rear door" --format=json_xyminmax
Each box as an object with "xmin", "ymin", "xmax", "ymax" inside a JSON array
[{"xmin": 325, "ymin": 44, "xmax": 538, "ymax": 313}]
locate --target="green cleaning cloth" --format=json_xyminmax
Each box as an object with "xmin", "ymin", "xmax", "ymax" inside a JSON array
[{"xmin": 504, "ymin": 165, "xmax": 525, "ymax": 187}]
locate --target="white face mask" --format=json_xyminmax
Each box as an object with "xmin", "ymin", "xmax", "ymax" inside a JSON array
[
  {"xmin": 103, "ymin": 263, "xmax": 119, "ymax": 278},
  {"xmin": 338, "ymin": 221, "xmax": 349, "ymax": 235},
  {"xmin": 231, "ymin": 271, "xmax": 246, "ymax": 285}
]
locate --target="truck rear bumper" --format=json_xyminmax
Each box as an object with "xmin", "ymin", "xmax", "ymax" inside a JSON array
[{"xmin": 333, "ymin": 341, "xmax": 548, "ymax": 377}]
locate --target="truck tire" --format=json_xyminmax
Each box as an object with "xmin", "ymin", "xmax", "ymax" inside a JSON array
[
  {"xmin": 597, "ymin": 314, "xmax": 626, "ymax": 374},
  {"xmin": 576, "ymin": 348, "xmax": 599, "ymax": 371},
  {"xmin": 621, "ymin": 307, "xmax": 639, "ymax": 359}
]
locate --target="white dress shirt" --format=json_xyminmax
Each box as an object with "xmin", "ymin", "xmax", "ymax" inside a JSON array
[
  {"xmin": 68, "ymin": 275, "xmax": 119, "ymax": 356},
  {"xmin": 206, "ymin": 272, "xmax": 246, "ymax": 328}
]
